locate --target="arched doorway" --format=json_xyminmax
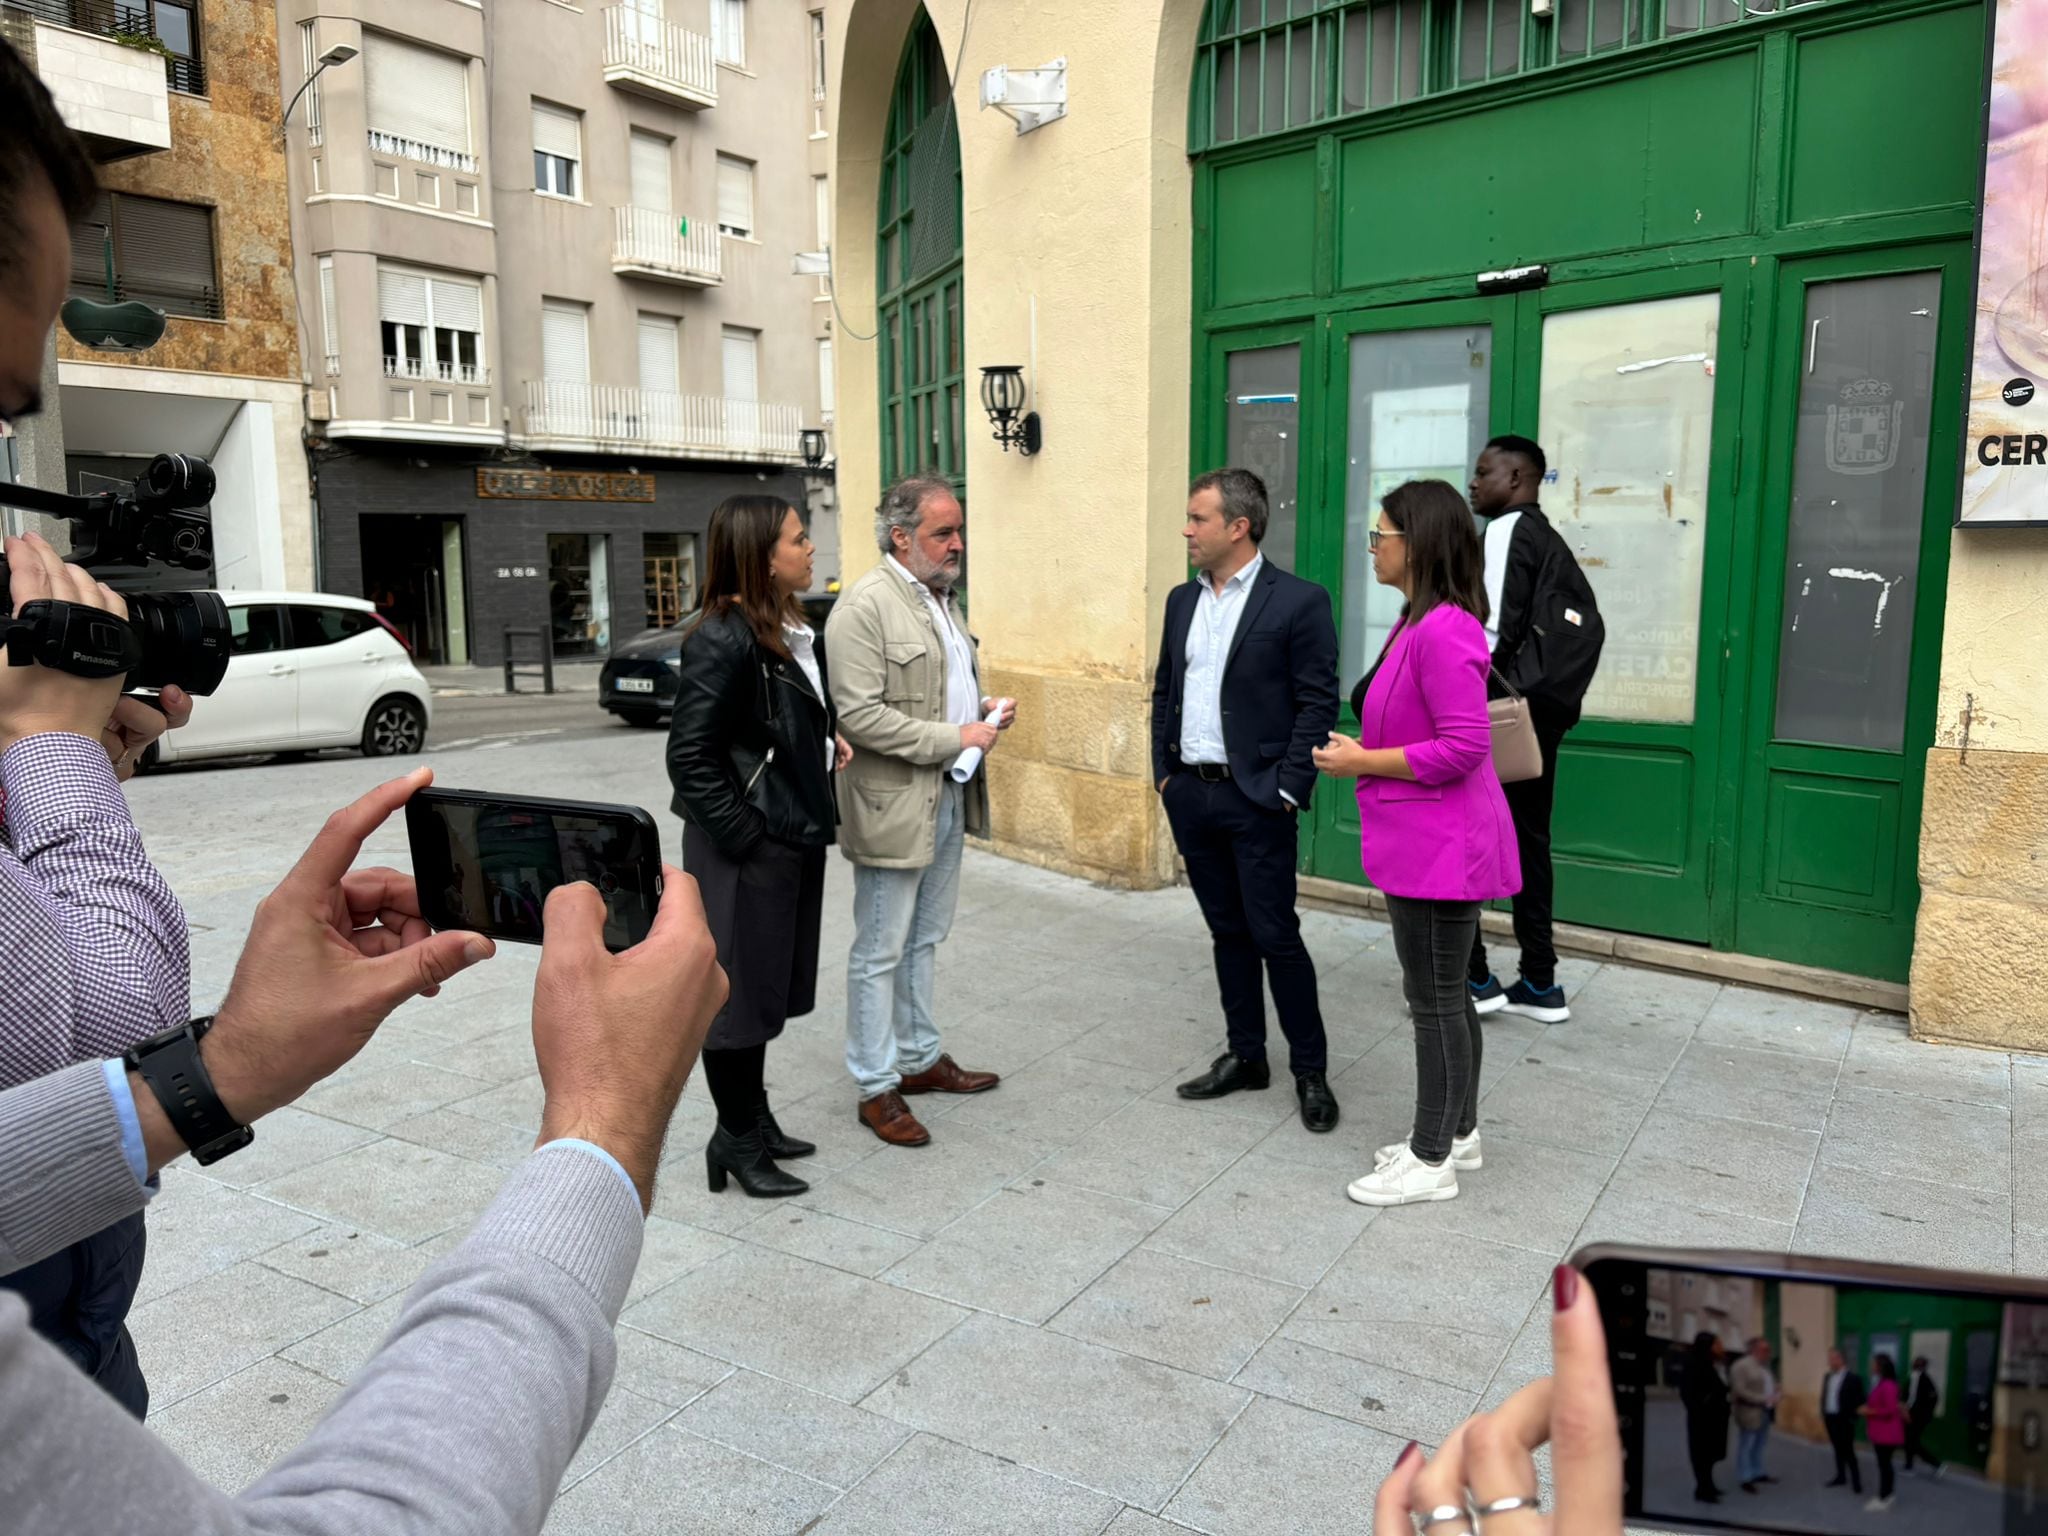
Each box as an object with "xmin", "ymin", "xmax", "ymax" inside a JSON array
[{"xmin": 876, "ymin": 10, "xmax": 965, "ymax": 499}]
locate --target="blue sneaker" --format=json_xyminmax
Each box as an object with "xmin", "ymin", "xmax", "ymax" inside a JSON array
[
  {"xmin": 1501, "ymin": 978, "xmax": 1570, "ymax": 1024},
  {"xmin": 1469, "ymin": 975, "xmax": 1507, "ymax": 1015}
]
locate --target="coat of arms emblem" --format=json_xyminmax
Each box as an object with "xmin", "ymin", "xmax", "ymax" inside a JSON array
[{"xmin": 1826, "ymin": 377, "xmax": 1904, "ymax": 476}]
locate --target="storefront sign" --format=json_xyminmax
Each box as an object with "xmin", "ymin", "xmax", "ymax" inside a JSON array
[
  {"xmin": 475, "ymin": 468, "xmax": 656, "ymax": 503},
  {"xmin": 1959, "ymin": 0, "xmax": 2048, "ymax": 525}
]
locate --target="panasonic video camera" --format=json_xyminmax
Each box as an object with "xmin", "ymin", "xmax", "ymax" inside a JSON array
[{"xmin": 0, "ymin": 452, "xmax": 230, "ymax": 696}]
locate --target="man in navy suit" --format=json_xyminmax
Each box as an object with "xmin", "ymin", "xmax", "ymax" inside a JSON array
[{"xmin": 1152, "ymin": 469, "xmax": 1341, "ymax": 1132}]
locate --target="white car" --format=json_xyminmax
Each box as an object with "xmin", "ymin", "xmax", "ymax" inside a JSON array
[{"xmin": 146, "ymin": 592, "xmax": 433, "ymax": 767}]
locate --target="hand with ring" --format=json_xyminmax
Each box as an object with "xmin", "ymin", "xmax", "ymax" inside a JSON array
[{"xmin": 1373, "ymin": 1264, "xmax": 1623, "ymax": 1536}]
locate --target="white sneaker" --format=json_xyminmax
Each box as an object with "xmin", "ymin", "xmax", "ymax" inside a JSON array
[
  {"xmin": 1864, "ymin": 1497, "xmax": 1894, "ymax": 1513},
  {"xmin": 1375, "ymin": 1131, "xmax": 1482, "ymax": 1171},
  {"xmin": 1348, "ymin": 1145, "xmax": 1459, "ymax": 1206}
]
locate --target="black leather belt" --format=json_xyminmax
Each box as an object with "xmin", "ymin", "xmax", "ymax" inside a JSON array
[{"xmin": 1190, "ymin": 763, "xmax": 1232, "ymax": 782}]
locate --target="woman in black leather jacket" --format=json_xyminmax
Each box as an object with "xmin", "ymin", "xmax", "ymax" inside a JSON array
[{"xmin": 666, "ymin": 494, "xmax": 849, "ymax": 1198}]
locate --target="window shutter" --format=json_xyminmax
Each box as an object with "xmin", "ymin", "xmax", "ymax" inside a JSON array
[
  {"xmin": 364, "ymin": 34, "xmax": 471, "ymax": 153},
  {"xmin": 721, "ymin": 328, "xmax": 758, "ymax": 401},
  {"xmin": 68, "ymin": 191, "xmax": 114, "ymax": 294},
  {"xmin": 542, "ymin": 302, "xmax": 590, "ymax": 384},
  {"xmin": 712, "ymin": 0, "xmax": 747, "ymax": 65},
  {"xmin": 716, "ymin": 156, "xmax": 754, "ymax": 234},
  {"xmin": 638, "ymin": 316, "xmax": 680, "ymax": 395},
  {"xmin": 378, "ymin": 268, "xmax": 429, "ymax": 325},
  {"xmin": 114, "ymin": 196, "xmax": 216, "ymax": 315},
  {"xmin": 318, "ymin": 257, "xmax": 337, "ymax": 356},
  {"xmin": 630, "ymin": 132, "xmax": 672, "ymax": 213},
  {"xmin": 428, "ymin": 277, "xmax": 483, "ymax": 334},
  {"xmin": 531, "ymin": 102, "xmax": 582, "ymax": 163}
]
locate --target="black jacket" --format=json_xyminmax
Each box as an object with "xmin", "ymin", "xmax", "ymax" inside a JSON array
[
  {"xmin": 1150, "ymin": 560, "xmax": 1339, "ymax": 811},
  {"xmin": 666, "ymin": 607, "xmax": 837, "ymax": 859},
  {"xmin": 1909, "ymin": 1371, "xmax": 1940, "ymax": 1425},
  {"xmin": 1485, "ymin": 503, "xmax": 1602, "ymax": 733},
  {"xmin": 1825, "ymin": 1369, "xmax": 1868, "ymax": 1419}
]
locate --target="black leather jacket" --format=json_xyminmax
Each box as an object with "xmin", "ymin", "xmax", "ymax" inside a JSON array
[{"xmin": 666, "ymin": 606, "xmax": 837, "ymax": 858}]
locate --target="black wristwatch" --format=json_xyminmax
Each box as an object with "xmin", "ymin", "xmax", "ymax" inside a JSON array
[{"xmin": 123, "ymin": 1016, "xmax": 253, "ymax": 1166}]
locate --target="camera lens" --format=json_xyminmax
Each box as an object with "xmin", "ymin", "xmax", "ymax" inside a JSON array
[
  {"xmin": 142, "ymin": 453, "xmax": 216, "ymax": 511},
  {"xmin": 123, "ymin": 589, "xmax": 231, "ymax": 695}
]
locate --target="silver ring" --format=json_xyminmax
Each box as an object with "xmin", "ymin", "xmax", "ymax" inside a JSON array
[
  {"xmin": 1475, "ymin": 1495, "xmax": 1544, "ymax": 1517},
  {"xmin": 1417, "ymin": 1508, "xmax": 1473, "ymax": 1531}
]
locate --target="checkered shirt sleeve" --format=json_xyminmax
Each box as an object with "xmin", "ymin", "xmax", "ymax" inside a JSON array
[{"xmin": 0, "ymin": 734, "xmax": 190, "ymax": 1090}]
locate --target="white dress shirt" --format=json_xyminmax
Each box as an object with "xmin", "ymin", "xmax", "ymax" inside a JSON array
[
  {"xmin": 783, "ymin": 618, "xmax": 834, "ymax": 774},
  {"xmin": 889, "ymin": 556, "xmax": 982, "ymax": 773},
  {"xmin": 1180, "ymin": 553, "xmax": 1263, "ymax": 766},
  {"xmin": 1824, "ymin": 1370, "xmax": 1844, "ymax": 1414}
]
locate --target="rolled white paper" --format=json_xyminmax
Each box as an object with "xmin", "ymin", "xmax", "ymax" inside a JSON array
[{"xmin": 949, "ymin": 698, "xmax": 1011, "ymax": 784}]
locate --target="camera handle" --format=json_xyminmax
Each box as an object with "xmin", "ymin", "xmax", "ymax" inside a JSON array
[{"xmin": 1, "ymin": 600, "xmax": 142, "ymax": 679}]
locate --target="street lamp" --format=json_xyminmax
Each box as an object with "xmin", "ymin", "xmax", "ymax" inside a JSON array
[
  {"xmin": 283, "ymin": 42, "xmax": 359, "ymax": 133},
  {"xmin": 800, "ymin": 427, "xmax": 829, "ymax": 470},
  {"xmin": 979, "ymin": 365, "xmax": 1042, "ymax": 456}
]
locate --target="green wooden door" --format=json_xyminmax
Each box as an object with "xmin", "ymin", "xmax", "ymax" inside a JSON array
[
  {"xmin": 1729, "ymin": 243, "xmax": 1968, "ymax": 981},
  {"xmin": 1515, "ymin": 264, "xmax": 1752, "ymax": 942}
]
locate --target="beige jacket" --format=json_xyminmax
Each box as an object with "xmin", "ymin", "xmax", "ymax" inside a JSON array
[
  {"xmin": 1730, "ymin": 1355, "xmax": 1776, "ymax": 1432},
  {"xmin": 824, "ymin": 560, "xmax": 990, "ymax": 868}
]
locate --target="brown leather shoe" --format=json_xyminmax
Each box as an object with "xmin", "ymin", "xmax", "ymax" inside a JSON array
[
  {"xmin": 897, "ymin": 1054, "xmax": 1000, "ymax": 1095},
  {"xmin": 857, "ymin": 1090, "xmax": 931, "ymax": 1146}
]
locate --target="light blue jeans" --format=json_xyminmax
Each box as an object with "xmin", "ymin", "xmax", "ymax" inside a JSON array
[
  {"xmin": 1738, "ymin": 1425, "xmax": 1771, "ymax": 1485},
  {"xmin": 847, "ymin": 780, "xmax": 966, "ymax": 1099}
]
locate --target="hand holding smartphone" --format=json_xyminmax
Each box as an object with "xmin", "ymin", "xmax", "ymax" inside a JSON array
[{"xmin": 406, "ymin": 788, "xmax": 664, "ymax": 954}]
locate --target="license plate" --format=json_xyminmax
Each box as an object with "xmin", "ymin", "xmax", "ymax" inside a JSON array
[{"xmin": 618, "ymin": 677, "xmax": 656, "ymax": 694}]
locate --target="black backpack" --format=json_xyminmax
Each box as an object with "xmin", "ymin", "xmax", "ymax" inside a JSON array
[{"xmin": 1504, "ymin": 513, "xmax": 1604, "ymax": 722}]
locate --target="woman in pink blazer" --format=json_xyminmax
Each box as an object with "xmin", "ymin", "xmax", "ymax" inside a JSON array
[
  {"xmin": 1314, "ymin": 480, "xmax": 1520, "ymax": 1207},
  {"xmin": 1861, "ymin": 1353, "xmax": 1906, "ymax": 1511}
]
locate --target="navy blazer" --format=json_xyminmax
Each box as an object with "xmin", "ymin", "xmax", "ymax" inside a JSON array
[{"xmin": 1150, "ymin": 560, "xmax": 1340, "ymax": 811}]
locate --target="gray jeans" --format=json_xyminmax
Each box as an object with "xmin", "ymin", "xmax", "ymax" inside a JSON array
[{"xmin": 1384, "ymin": 894, "xmax": 1484, "ymax": 1165}]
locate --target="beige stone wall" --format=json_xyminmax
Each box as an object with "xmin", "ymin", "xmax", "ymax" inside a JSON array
[
  {"xmin": 56, "ymin": 1, "xmax": 299, "ymax": 386},
  {"xmin": 1912, "ymin": 524, "xmax": 2048, "ymax": 1045},
  {"xmin": 826, "ymin": 0, "xmax": 1200, "ymax": 887}
]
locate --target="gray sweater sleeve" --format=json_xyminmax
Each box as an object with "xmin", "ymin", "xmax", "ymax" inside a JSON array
[
  {"xmin": 0, "ymin": 1144, "xmax": 643, "ymax": 1535},
  {"xmin": 0, "ymin": 1059, "xmax": 147, "ymax": 1276}
]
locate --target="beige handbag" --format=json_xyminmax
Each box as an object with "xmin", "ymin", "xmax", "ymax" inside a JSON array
[{"xmin": 1488, "ymin": 669, "xmax": 1542, "ymax": 785}]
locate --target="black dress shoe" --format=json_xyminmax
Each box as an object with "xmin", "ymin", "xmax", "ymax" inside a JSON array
[
  {"xmin": 1295, "ymin": 1071, "xmax": 1339, "ymax": 1133},
  {"xmin": 756, "ymin": 1103, "xmax": 816, "ymax": 1160},
  {"xmin": 1176, "ymin": 1052, "xmax": 1272, "ymax": 1100},
  {"xmin": 706, "ymin": 1125, "xmax": 809, "ymax": 1198}
]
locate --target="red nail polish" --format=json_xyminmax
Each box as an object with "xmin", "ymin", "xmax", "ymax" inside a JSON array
[
  {"xmin": 1553, "ymin": 1265, "xmax": 1581, "ymax": 1312},
  {"xmin": 1396, "ymin": 1441, "xmax": 1421, "ymax": 1469}
]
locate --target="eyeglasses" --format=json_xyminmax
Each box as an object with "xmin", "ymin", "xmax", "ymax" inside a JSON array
[{"xmin": 1367, "ymin": 527, "xmax": 1405, "ymax": 549}]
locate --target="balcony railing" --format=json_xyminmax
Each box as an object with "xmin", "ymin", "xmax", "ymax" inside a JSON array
[
  {"xmin": 12, "ymin": 0, "xmax": 208, "ymax": 94},
  {"xmin": 522, "ymin": 382, "xmax": 801, "ymax": 461},
  {"xmin": 612, "ymin": 207, "xmax": 721, "ymax": 285},
  {"xmin": 602, "ymin": 6, "xmax": 717, "ymax": 109},
  {"xmin": 384, "ymin": 355, "xmax": 492, "ymax": 386},
  {"xmin": 368, "ymin": 128, "xmax": 479, "ymax": 175}
]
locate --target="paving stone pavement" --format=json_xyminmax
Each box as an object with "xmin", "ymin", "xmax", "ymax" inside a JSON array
[{"xmin": 120, "ymin": 737, "xmax": 2048, "ymax": 1535}]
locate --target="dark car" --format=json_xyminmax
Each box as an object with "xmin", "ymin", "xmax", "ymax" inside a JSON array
[{"xmin": 600, "ymin": 592, "xmax": 837, "ymax": 727}]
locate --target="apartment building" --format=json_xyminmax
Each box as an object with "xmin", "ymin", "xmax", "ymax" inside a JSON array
[
  {"xmin": 280, "ymin": 0, "xmax": 836, "ymax": 667},
  {"xmin": 6, "ymin": 0, "xmax": 312, "ymax": 591}
]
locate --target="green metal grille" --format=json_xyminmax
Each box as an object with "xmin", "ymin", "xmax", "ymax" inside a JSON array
[{"xmin": 1192, "ymin": 0, "xmax": 1846, "ymax": 150}]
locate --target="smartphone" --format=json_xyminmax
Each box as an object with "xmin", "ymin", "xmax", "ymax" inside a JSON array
[
  {"xmin": 406, "ymin": 788, "xmax": 663, "ymax": 954},
  {"xmin": 1574, "ymin": 1243, "xmax": 2048, "ymax": 1536}
]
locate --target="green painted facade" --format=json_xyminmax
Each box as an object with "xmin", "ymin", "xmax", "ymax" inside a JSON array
[{"xmin": 1192, "ymin": 0, "xmax": 1987, "ymax": 981}]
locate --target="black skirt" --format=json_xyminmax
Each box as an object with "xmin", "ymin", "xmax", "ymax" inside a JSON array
[{"xmin": 683, "ymin": 820, "xmax": 827, "ymax": 1051}]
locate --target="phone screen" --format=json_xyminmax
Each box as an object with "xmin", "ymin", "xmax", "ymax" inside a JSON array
[
  {"xmin": 408, "ymin": 792, "xmax": 660, "ymax": 952},
  {"xmin": 1592, "ymin": 1255, "xmax": 2048, "ymax": 1535}
]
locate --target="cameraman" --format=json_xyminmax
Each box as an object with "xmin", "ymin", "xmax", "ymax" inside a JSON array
[{"xmin": 0, "ymin": 38, "xmax": 219, "ymax": 1413}]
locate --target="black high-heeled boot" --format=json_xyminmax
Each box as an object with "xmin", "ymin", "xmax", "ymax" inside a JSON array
[
  {"xmin": 756, "ymin": 1101, "xmax": 816, "ymax": 1160},
  {"xmin": 705, "ymin": 1124, "xmax": 809, "ymax": 1198}
]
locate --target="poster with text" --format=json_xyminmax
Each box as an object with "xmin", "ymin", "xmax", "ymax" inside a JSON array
[{"xmin": 1961, "ymin": 0, "xmax": 2048, "ymax": 525}]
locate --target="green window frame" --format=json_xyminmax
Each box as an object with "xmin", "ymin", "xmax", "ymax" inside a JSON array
[
  {"xmin": 1190, "ymin": 0, "xmax": 1862, "ymax": 150},
  {"xmin": 876, "ymin": 11, "xmax": 965, "ymax": 494}
]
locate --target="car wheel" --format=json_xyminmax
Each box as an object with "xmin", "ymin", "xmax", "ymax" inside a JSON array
[
  {"xmin": 618, "ymin": 709, "xmax": 663, "ymax": 729},
  {"xmin": 362, "ymin": 696, "xmax": 427, "ymax": 757}
]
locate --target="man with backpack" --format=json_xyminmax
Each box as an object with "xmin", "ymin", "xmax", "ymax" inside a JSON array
[{"xmin": 1465, "ymin": 435, "xmax": 1603, "ymax": 1024}]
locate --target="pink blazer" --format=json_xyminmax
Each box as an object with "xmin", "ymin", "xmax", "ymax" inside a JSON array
[
  {"xmin": 1354, "ymin": 605, "xmax": 1522, "ymax": 902},
  {"xmin": 1865, "ymin": 1379, "xmax": 1906, "ymax": 1447}
]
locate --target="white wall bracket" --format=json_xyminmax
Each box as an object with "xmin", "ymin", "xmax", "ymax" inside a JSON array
[{"xmin": 980, "ymin": 59, "xmax": 1067, "ymax": 135}]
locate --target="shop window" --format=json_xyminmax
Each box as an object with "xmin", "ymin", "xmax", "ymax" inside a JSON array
[{"xmin": 644, "ymin": 532, "xmax": 699, "ymax": 628}]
